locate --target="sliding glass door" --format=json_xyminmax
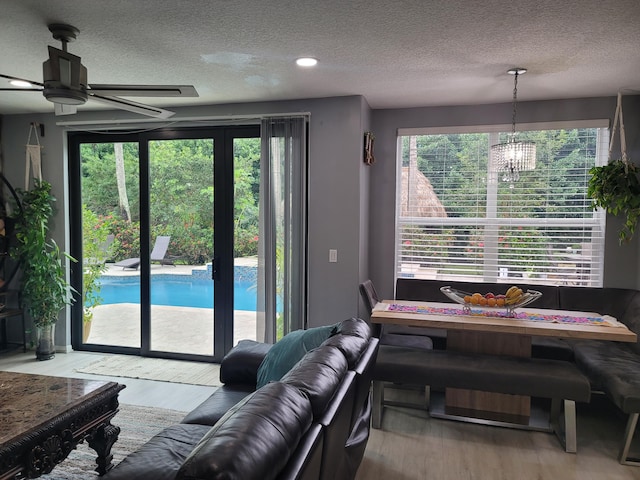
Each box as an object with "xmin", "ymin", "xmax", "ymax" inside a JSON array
[
  {"xmin": 69, "ymin": 126, "xmax": 260, "ymax": 361},
  {"xmin": 147, "ymin": 136, "xmax": 215, "ymax": 356}
]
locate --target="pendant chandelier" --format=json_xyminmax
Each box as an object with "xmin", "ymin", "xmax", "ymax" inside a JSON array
[{"xmin": 490, "ymin": 67, "xmax": 536, "ymax": 184}]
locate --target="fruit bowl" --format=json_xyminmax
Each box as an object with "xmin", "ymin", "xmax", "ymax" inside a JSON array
[{"xmin": 440, "ymin": 286, "xmax": 542, "ymax": 317}]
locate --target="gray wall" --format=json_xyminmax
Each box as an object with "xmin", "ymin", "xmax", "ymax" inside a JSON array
[
  {"xmin": 369, "ymin": 95, "xmax": 640, "ymax": 302},
  {"xmin": 1, "ymin": 95, "xmax": 371, "ymax": 347},
  {"xmin": 2, "ymin": 93, "xmax": 639, "ymax": 349},
  {"xmin": 358, "ymin": 98, "xmax": 372, "ymax": 318}
]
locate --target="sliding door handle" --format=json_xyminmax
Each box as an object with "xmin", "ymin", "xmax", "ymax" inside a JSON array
[{"xmin": 211, "ymin": 257, "xmax": 217, "ymax": 280}]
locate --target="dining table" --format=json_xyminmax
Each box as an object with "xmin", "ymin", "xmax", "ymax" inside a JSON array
[{"xmin": 371, "ymin": 299, "xmax": 637, "ymax": 426}]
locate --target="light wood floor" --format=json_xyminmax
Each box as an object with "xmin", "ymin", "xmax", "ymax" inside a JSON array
[
  {"xmin": 3, "ymin": 349, "xmax": 640, "ymax": 479},
  {"xmin": 357, "ymin": 389, "xmax": 640, "ymax": 480}
]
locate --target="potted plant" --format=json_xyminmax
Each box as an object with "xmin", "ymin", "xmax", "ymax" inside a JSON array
[
  {"xmin": 81, "ymin": 204, "xmax": 111, "ymax": 342},
  {"xmin": 12, "ymin": 179, "xmax": 75, "ymax": 360},
  {"xmin": 588, "ymin": 93, "xmax": 639, "ymax": 244},
  {"xmin": 588, "ymin": 159, "xmax": 640, "ymax": 244}
]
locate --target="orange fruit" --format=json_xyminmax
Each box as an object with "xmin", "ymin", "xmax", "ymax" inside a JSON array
[
  {"xmin": 496, "ymin": 298, "xmax": 506, "ymax": 307},
  {"xmin": 479, "ymin": 297, "xmax": 488, "ymax": 306},
  {"xmin": 487, "ymin": 298, "xmax": 497, "ymax": 307},
  {"xmin": 463, "ymin": 295, "xmax": 472, "ymax": 303}
]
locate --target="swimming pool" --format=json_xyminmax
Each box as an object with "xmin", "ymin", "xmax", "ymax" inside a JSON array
[{"xmin": 97, "ymin": 276, "xmax": 258, "ymax": 311}]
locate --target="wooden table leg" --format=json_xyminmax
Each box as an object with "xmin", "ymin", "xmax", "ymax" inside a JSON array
[
  {"xmin": 87, "ymin": 421, "xmax": 121, "ymax": 475},
  {"xmin": 445, "ymin": 331, "xmax": 532, "ymax": 424}
]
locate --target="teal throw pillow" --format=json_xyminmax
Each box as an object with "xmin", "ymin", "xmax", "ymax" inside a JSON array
[{"xmin": 256, "ymin": 324, "xmax": 337, "ymax": 389}]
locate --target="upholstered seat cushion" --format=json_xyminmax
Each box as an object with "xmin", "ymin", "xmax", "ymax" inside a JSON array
[
  {"xmin": 380, "ymin": 331, "xmax": 433, "ymax": 350},
  {"xmin": 103, "ymin": 424, "xmax": 212, "ymax": 480},
  {"xmin": 531, "ymin": 336, "xmax": 575, "ymax": 361},
  {"xmin": 375, "ymin": 346, "xmax": 590, "ymax": 401},
  {"xmin": 573, "ymin": 340, "xmax": 640, "ymax": 413}
]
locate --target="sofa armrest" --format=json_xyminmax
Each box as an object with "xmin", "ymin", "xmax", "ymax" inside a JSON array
[{"xmin": 220, "ymin": 339, "xmax": 273, "ymax": 385}]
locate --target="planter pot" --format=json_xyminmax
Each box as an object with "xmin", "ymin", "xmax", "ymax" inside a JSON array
[{"xmin": 35, "ymin": 323, "xmax": 56, "ymax": 361}]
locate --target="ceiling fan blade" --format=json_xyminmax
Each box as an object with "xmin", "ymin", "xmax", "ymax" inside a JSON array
[
  {"xmin": 0, "ymin": 88, "xmax": 43, "ymax": 92},
  {"xmin": 0, "ymin": 73, "xmax": 45, "ymax": 87},
  {"xmin": 88, "ymin": 84, "xmax": 198, "ymax": 97},
  {"xmin": 54, "ymin": 103, "xmax": 78, "ymax": 116},
  {"xmin": 89, "ymin": 93, "xmax": 176, "ymax": 119}
]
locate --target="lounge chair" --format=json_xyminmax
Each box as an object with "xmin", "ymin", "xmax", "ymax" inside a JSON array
[
  {"xmin": 113, "ymin": 235, "xmax": 174, "ymax": 270},
  {"xmin": 113, "ymin": 257, "xmax": 141, "ymax": 270}
]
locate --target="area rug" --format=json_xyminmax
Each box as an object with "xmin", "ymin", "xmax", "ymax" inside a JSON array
[
  {"xmin": 41, "ymin": 403, "xmax": 188, "ymax": 479},
  {"xmin": 75, "ymin": 355, "xmax": 222, "ymax": 387}
]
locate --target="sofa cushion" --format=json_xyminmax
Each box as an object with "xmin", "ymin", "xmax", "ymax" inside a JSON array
[
  {"xmin": 332, "ymin": 317, "xmax": 371, "ymax": 339},
  {"xmin": 323, "ymin": 334, "xmax": 368, "ymax": 369},
  {"xmin": 176, "ymin": 382, "xmax": 313, "ymax": 480},
  {"xmin": 281, "ymin": 345, "xmax": 348, "ymax": 417},
  {"xmin": 219, "ymin": 339, "xmax": 273, "ymax": 385},
  {"xmin": 180, "ymin": 384, "xmax": 256, "ymax": 426},
  {"xmin": 256, "ymin": 324, "xmax": 337, "ymax": 388},
  {"xmin": 103, "ymin": 424, "xmax": 212, "ymax": 480}
]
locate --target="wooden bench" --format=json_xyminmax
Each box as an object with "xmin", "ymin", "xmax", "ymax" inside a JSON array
[{"xmin": 372, "ymin": 346, "xmax": 591, "ymax": 453}]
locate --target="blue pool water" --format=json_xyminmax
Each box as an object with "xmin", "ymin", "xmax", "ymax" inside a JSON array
[{"xmin": 97, "ymin": 276, "xmax": 257, "ymax": 311}]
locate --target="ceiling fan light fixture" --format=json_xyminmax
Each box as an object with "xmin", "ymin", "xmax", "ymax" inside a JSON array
[
  {"xmin": 43, "ymin": 87, "xmax": 87, "ymax": 105},
  {"xmin": 1, "ymin": 22, "xmax": 197, "ymax": 118},
  {"xmin": 42, "ymin": 45, "xmax": 88, "ymax": 105}
]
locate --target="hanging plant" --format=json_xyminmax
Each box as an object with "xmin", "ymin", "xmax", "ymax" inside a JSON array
[
  {"xmin": 588, "ymin": 160, "xmax": 640, "ymax": 243},
  {"xmin": 587, "ymin": 93, "xmax": 639, "ymax": 244}
]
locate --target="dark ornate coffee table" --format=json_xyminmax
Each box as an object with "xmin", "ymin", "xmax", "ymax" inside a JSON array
[{"xmin": 0, "ymin": 371, "xmax": 126, "ymax": 479}]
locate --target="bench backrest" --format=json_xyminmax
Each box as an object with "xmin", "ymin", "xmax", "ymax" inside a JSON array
[
  {"xmin": 395, "ymin": 278, "xmax": 560, "ymax": 309},
  {"xmin": 558, "ymin": 286, "xmax": 640, "ymax": 353}
]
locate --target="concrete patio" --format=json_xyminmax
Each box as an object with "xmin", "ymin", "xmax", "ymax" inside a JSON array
[{"xmin": 85, "ymin": 260, "xmax": 259, "ymax": 354}]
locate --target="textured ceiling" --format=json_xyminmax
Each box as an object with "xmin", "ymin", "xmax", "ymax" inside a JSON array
[{"xmin": 1, "ymin": 0, "xmax": 639, "ymax": 116}]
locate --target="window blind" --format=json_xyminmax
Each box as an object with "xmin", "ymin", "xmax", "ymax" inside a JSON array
[{"xmin": 396, "ymin": 127, "xmax": 608, "ymax": 287}]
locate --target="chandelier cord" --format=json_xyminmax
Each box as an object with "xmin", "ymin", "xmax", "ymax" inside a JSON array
[{"xmin": 511, "ymin": 72, "xmax": 519, "ymax": 137}]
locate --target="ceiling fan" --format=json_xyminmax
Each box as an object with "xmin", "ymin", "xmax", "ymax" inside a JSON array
[{"xmin": 0, "ymin": 23, "xmax": 198, "ymax": 119}]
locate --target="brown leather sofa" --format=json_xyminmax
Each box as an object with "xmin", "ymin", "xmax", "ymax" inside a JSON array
[{"xmin": 103, "ymin": 318, "xmax": 379, "ymax": 480}]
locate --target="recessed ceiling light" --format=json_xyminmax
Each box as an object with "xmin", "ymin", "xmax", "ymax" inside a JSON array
[
  {"xmin": 10, "ymin": 79, "xmax": 33, "ymax": 88},
  {"xmin": 296, "ymin": 57, "xmax": 318, "ymax": 67}
]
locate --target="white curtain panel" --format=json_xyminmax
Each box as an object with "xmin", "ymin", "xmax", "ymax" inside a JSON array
[{"xmin": 259, "ymin": 116, "xmax": 308, "ymax": 342}]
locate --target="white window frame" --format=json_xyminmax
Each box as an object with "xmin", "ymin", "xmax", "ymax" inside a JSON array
[{"xmin": 395, "ymin": 120, "xmax": 609, "ymax": 287}]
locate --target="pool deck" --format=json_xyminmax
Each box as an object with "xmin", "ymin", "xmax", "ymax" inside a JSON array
[
  {"xmin": 87, "ymin": 259, "xmax": 260, "ymax": 351},
  {"xmin": 88, "ymin": 304, "xmax": 258, "ymax": 353}
]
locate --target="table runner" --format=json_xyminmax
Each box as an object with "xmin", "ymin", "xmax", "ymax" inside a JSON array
[{"xmin": 376, "ymin": 302, "xmax": 621, "ymax": 327}]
